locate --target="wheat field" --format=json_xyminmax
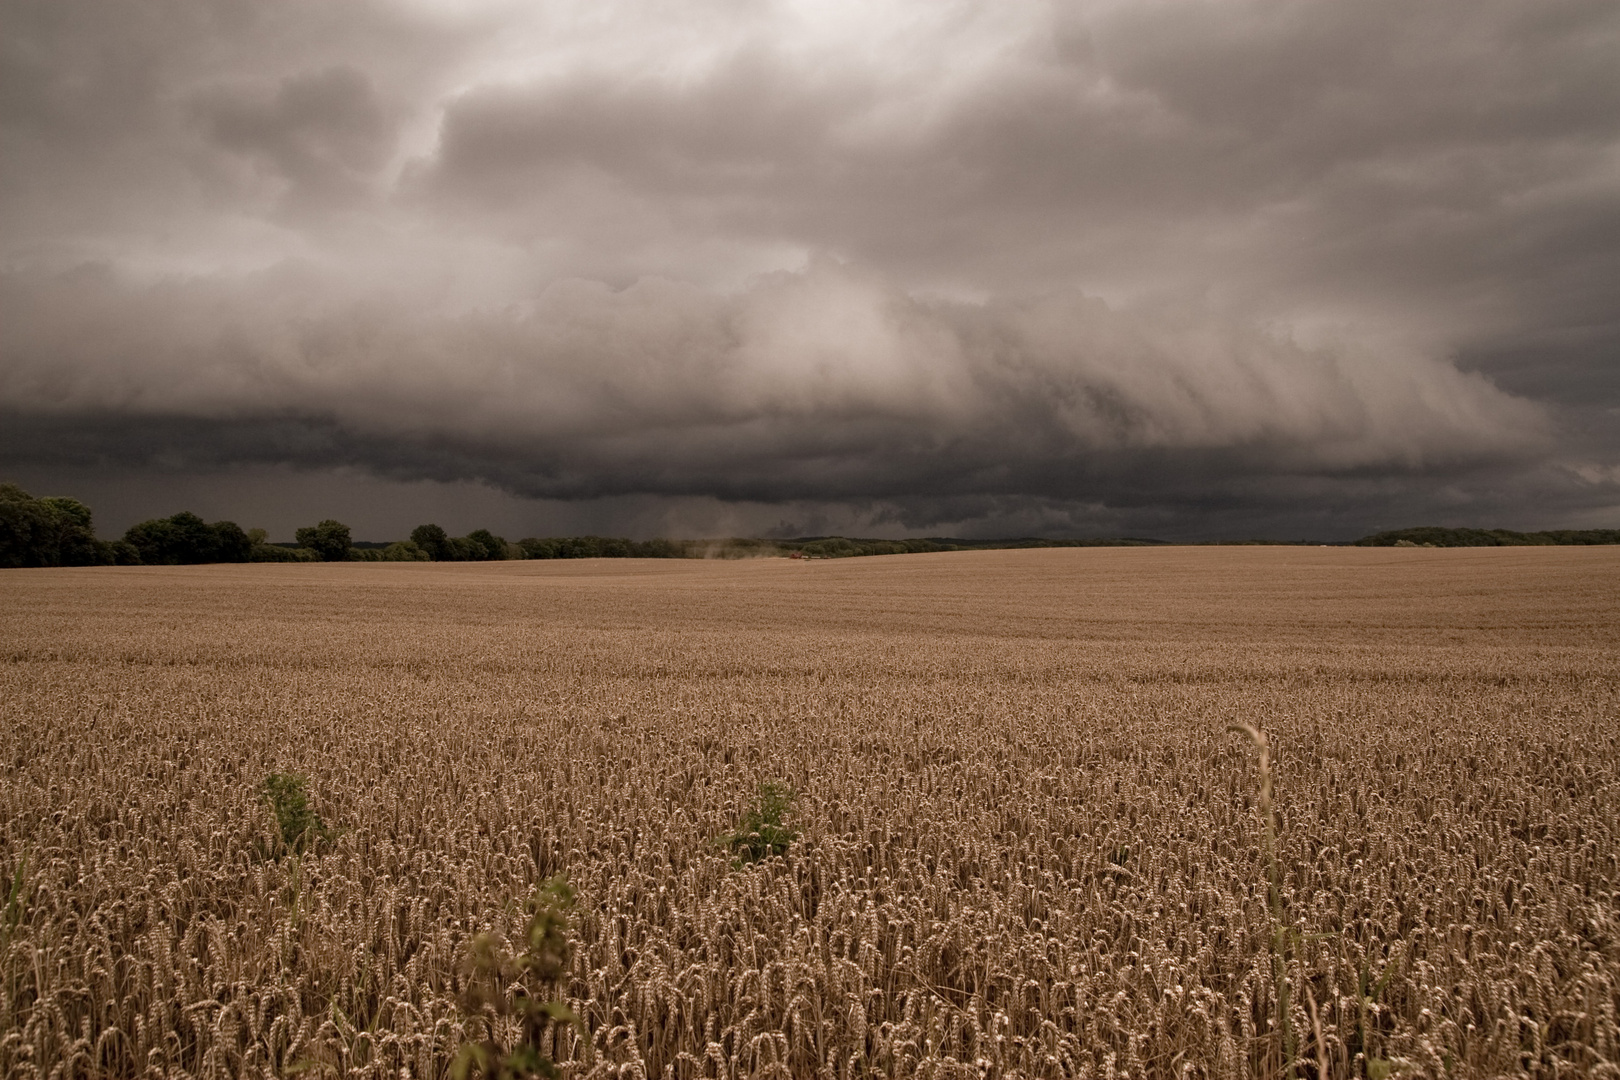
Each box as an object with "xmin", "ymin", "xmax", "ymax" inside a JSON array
[{"xmin": 1, "ymin": 547, "xmax": 1617, "ymax": 1079}]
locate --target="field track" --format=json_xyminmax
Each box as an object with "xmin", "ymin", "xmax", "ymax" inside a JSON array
[{"xmin": 3, "ymin": 547, "xmax": 1618, "ymax": 1078}]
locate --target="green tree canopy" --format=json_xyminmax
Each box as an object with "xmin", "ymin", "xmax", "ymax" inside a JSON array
[
  {"xmin": 465, "ymin": 529, "xmax": 507, "ymax": 561},
  {"xmin": 295, "ymin": 519, "xmax": 353, "ymax": 562},
  {"xmin": 1, "ymin": 484, "xmax": 139, "ymax": 567},
  {"xmin": 212, "ymin": 520, "xmax": 254, "ymax": 562},
  {"xmin": 124, "ymin": 511, "xmax": 251, "ymax": 565},
  {"xmin": 3, "ymin": 485, "xmax": 93, "ymax": 567},
  {"xmin": 410, "ymin": 523, "xmax": 453, "ymax": 560}
]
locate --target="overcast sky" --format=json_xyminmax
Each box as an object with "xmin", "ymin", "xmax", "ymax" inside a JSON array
[{"xmin": 3, "ymin": 0, "xmax": 1618, "ymax": 541}]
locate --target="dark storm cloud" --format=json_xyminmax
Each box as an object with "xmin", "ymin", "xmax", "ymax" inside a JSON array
[
  {"xmin": 0, "ymin": 259, "xmax": 1550, "ymax": 506},
  {"xmin": 2, "ymin": 0, "xmax": 1618, "ymax": 537}
]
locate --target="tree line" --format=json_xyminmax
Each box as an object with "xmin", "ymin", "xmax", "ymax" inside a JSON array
[
  {"xmin": 0, "ymin": 485, "xmax": 431, "ymax": 567},
  {"xmin": 1353, "ymin": 526, "xmax": 1620, "ymax": 547},
  {"xmin": 0, "ymin": 484, "xmax": 142, "ymax": 567},
  {"xmin": 0, "ymin": 483, "xmax": 709, "ymax": 567},
  {"xmin": 7, "ymin": 481, "xmax": 1619, "ymax": 568}
]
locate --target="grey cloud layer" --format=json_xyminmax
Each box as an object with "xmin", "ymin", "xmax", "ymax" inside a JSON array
[
  {"xmin": 2, "ymin": 0, "xmax": 1617, "ymax": 535},
  {"xmin": 0, "ymin": 260, "xmax": 1546, "ymax": 502},
  {"xmin": 418, "ymin": 0, "xmax": 1620, "ymax": 334}
]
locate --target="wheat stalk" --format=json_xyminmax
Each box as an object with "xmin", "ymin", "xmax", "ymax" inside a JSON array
[{"xmin": 0, "ymin": 547, "xmax": 1614, "ymax": 1078}]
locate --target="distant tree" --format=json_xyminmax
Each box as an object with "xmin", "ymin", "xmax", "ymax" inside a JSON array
[
  {"xmin": 0, "ymin": 486, "xmax": 42, "ymax": 567},
  {"xmin": 800, "ymin": 537, "xmax": 862, "ymax": 559},
  {"xmin": 1540, "ymin": 529, "xmax": 1620, "ymax": 545},
  {"xmin": 382, "ymin": 540, "xmax": 430, "ymax": 562},
  {"xmin": 124, "ymin": 511, "xmax": 247, "ymax": 565},
  {"xmin": 515, "ymin": 534, "xmax": 689, "ymax": 560},
  {"xmin": 465, "ymin": 529, "xmax": 507, "ymax": 561},
  {"xmin": 38, "ymin": 496, "xmax": 91, "ymax": 531},
  {"xmin": 38, "ymin": 495, "xmax": 112, "ymax": 566},
  {"xmin": 126, "ymin": 514, "xmax": 186, "ymax": 564},
  {"xmin": 296, "ymin": 519, "xmax": 352, "ymax": 562},
  {"xmin": 245, "ymin": 527, "xmax": 306, "ymax": 563},
  {"xmin": 410, "ymin": 523, "xmax": 453, "ymax": 561},
  {"xmin": 0, "ymin": 486, "xmax": 262, "ymax": 568},
  {"xmin": 517, "ymin": 537, "xmax": 560, "ymax": 559},
  {"xmin": 1, "ymin": 484, "xmax": 72, "ymax": 567},
  {"xmin": 121, "ymin": 517, "xmax": 173, "ymax": 564},
  {"xmin": 212, "ymin": 520, "xmax": 253, "ymax": 562},
  {"xmin": 552, "ymin": 536, "xmax": 610, "ymax": 558},
  {"xmin": 631, "ymin": 538, "xmax": 683, "ymax": 558},
  {"xmin": 1354, "ymin": 526, "xmax": 1620, "ymax": 547},
  {"xmin": 170, "ymin": 512, "xmax": 222, "ymax": 562},
  {"xmin": 56, "ymin": 527, "xmax": 111, "ymax": 566}
]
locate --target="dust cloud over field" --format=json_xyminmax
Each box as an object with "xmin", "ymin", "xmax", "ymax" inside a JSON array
[{"xmin": 2, "ymin": 548, "xmax": 1618, "ymax": 1078}]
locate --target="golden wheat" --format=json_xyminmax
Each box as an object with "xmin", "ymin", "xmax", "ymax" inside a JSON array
[{"xmin": 1, "ymin": 547, "xmax": 1617, "ymax": 1078}]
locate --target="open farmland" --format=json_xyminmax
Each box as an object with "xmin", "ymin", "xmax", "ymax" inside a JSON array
[{"xmin": 2, "ymin": 547, "xmax": 1618, "ymax": 1079}]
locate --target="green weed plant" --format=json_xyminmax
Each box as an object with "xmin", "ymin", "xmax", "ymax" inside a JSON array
[
  {"xmin": 262, "ymin": 773, "xmax": 335, "ymax": 857},
  {"xmin": 451, "ymin": 877, "xmax": 579, "ymax": 1080},
  {"xmin": 719, "ymin": 780, "xmax": 798, "ymax": 864}
]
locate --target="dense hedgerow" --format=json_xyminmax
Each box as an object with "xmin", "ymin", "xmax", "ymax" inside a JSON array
[{"xmin": 1355, "ymin": 525, "xmax": 1620, "ymax": 547}]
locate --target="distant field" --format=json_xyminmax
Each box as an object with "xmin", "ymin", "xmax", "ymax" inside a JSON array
[{"xmin": 2, "ymin": 548, "xmax": 1617, "ymax": 1078}]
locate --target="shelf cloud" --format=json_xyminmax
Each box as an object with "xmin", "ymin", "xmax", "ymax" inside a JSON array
[{"xmin": 3, "ymin": 0, "xmax": 1617, "ymax": 538}]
